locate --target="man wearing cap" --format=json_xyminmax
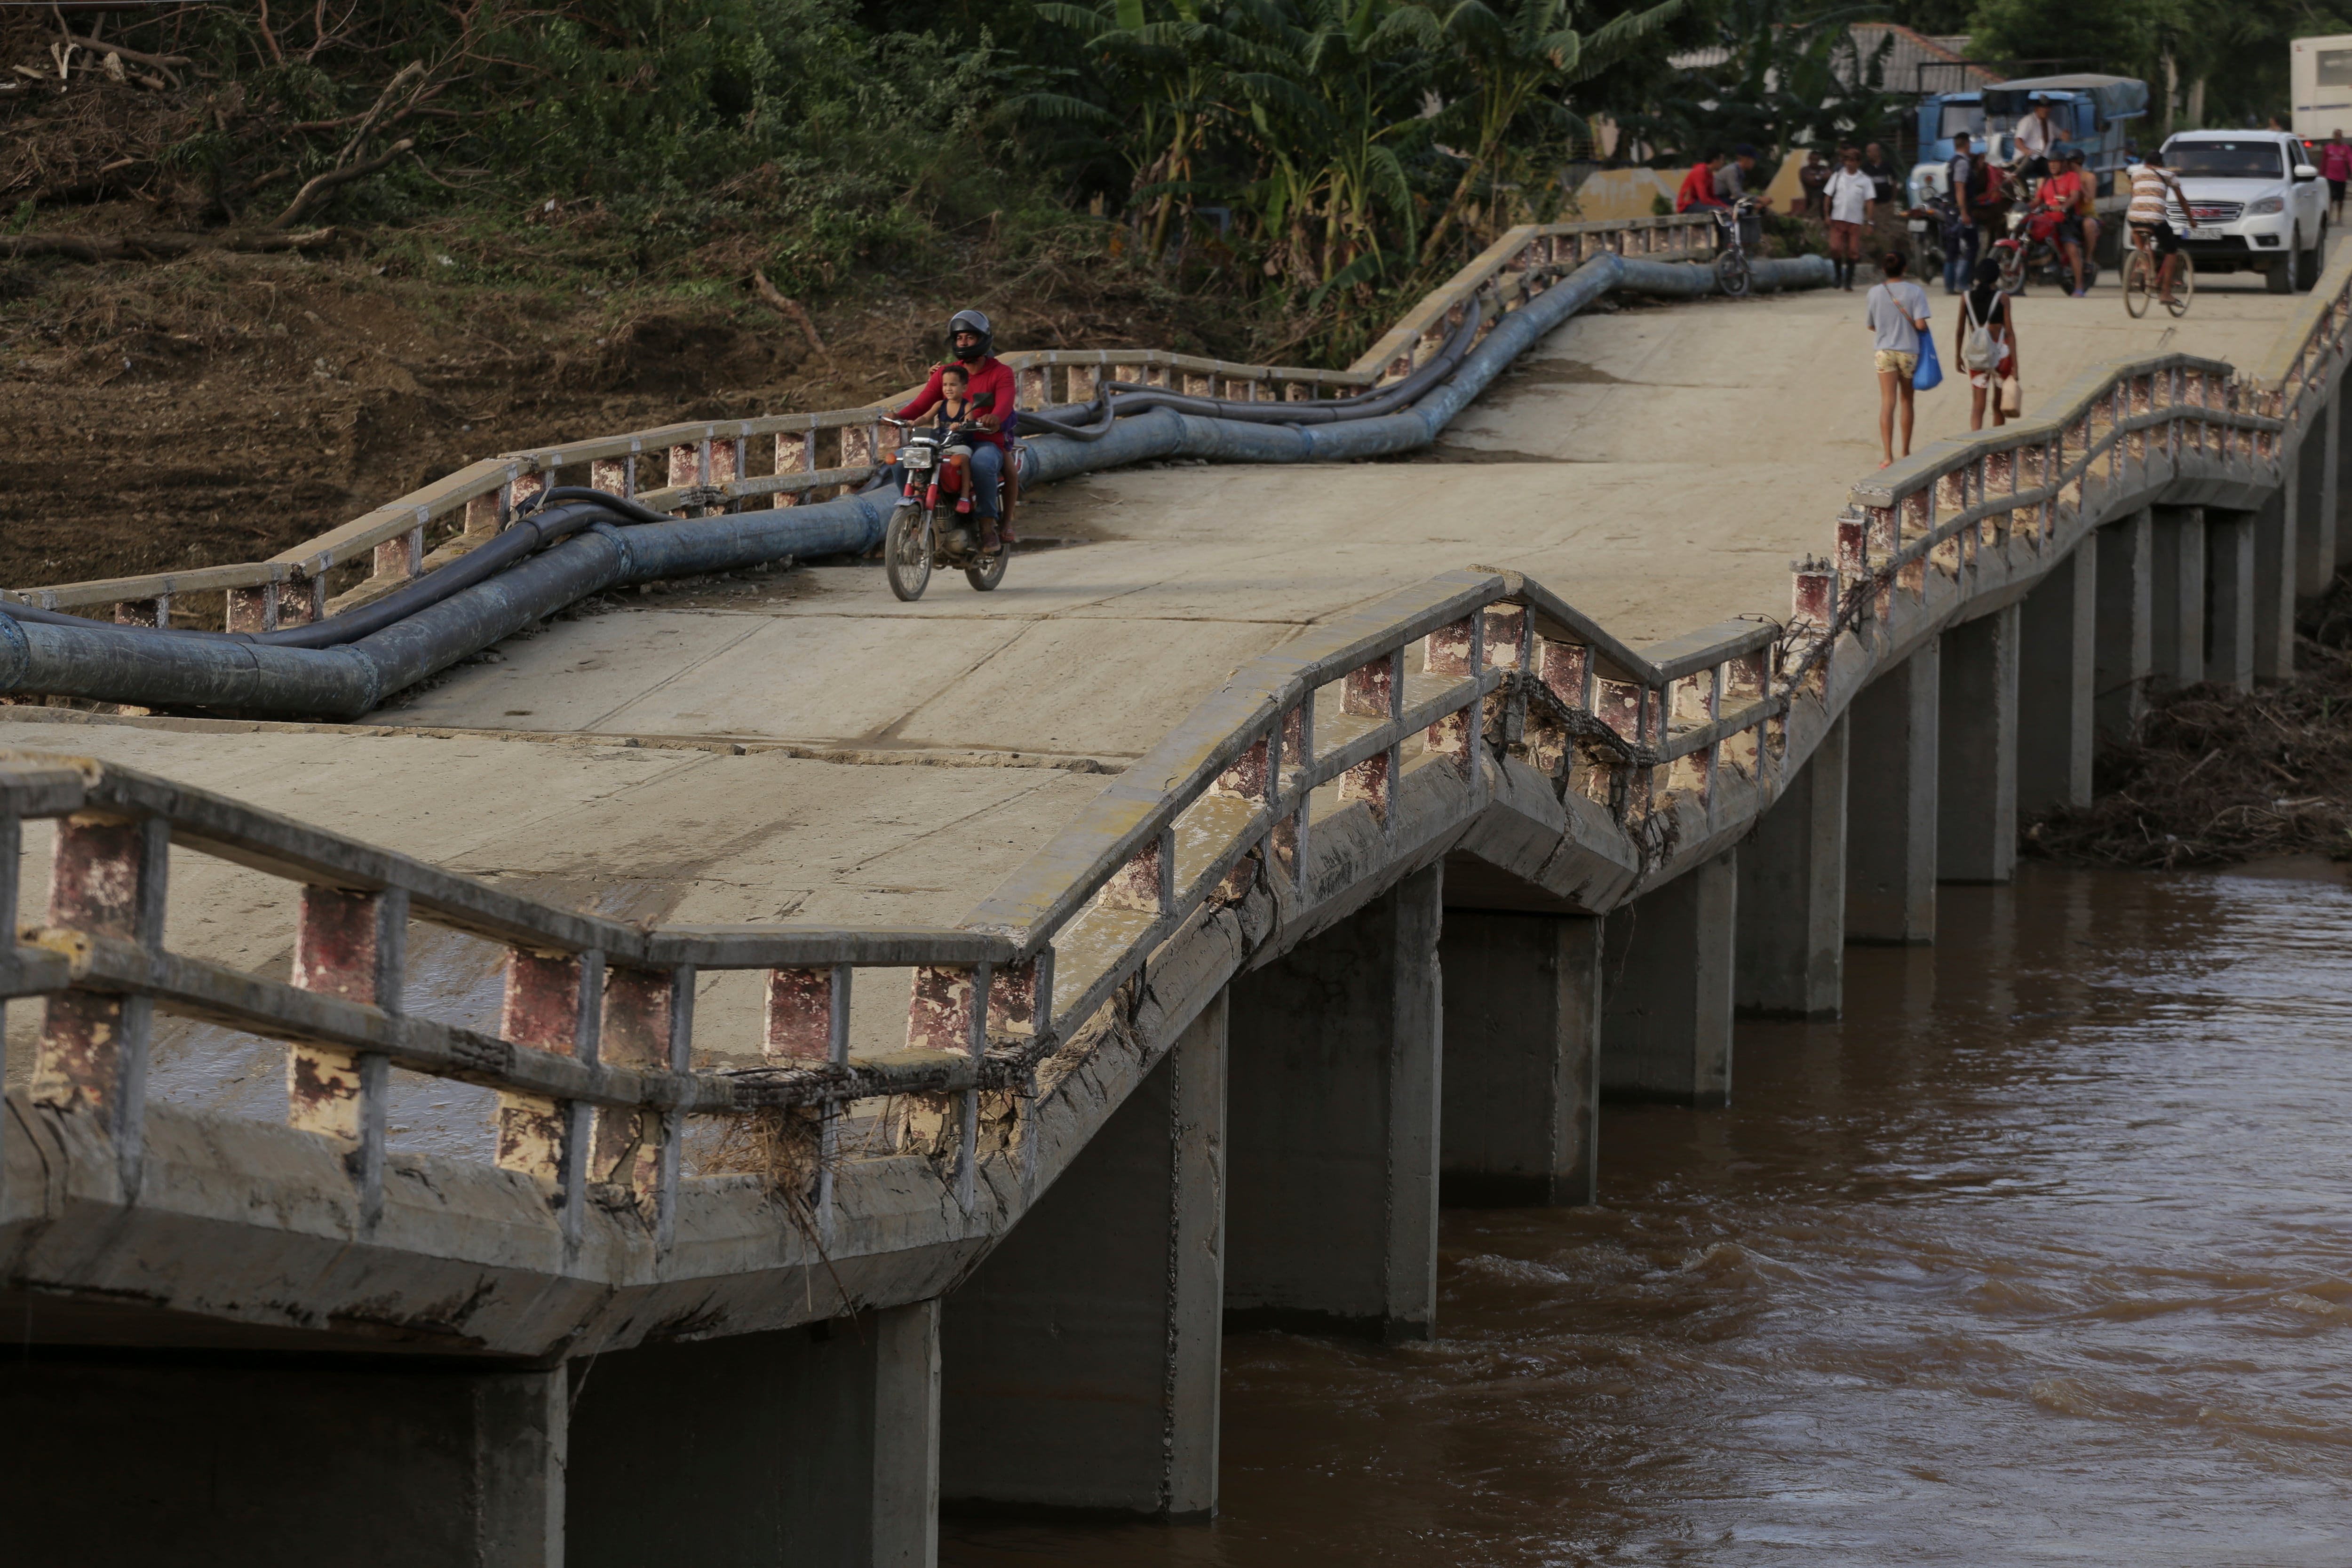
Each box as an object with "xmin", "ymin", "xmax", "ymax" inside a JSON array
[{"xmin": 2015, "ymin": 94, "xmax": 2068, "ymax": 181}]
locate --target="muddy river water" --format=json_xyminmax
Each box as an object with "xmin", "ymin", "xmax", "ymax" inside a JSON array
[{"xmin": 943, "ymin": 861, "xmax": 2352, "ymax": 1566}]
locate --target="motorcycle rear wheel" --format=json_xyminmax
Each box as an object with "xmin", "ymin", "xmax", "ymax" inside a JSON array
[
  {"xmin": 886, "ymin": 505, "xmax": 934, "ymax": 602},
  {"xmin": 965, "ymin": 543, "xmax": 1009, "ymax": 592}
]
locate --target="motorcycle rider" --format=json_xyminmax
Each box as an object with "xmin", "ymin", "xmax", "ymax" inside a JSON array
[{"xmin": 897, "ymin": 309, "xmax": 1017, "ymax": 549}]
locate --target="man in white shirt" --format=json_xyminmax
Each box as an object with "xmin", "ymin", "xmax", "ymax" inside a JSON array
[
  {"xmin": 2014, "ymin": 95, "xmax": 2067, "ymax": 180},
  {"xmin": 1822, "ymin": 144, "xmax": 1877, "ymax": 291}
]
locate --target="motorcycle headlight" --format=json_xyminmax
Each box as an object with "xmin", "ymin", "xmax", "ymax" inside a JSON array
[{"xmin": 2247, "ymin": 195, "xmax": 2287, "ymax": 215}]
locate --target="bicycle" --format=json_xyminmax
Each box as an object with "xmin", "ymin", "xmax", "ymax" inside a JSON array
[
  {"xmin": 1710, "ymin": 198, "xmax": 1760, "ymax": 298},
  {"xmin": 2122, "ymin": 226, "xmax": 2193, "ymax": 318}
]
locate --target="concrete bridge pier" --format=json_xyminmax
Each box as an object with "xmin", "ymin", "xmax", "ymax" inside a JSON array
[
  {"xmin": 939, "ymin": 996, "xmax": 1226, "ymax": 1521},
  {"xmin": 1938, "ymin": 604, "xmax": 2020, "ymax": 884},
  {"xmin": 1845, "ymin": 642, "xmax": 1939, "ymax": 945},
  {"xmin": 2150, "ymin": 506, "xmax": 2207, "ymax": 692},
  {"xmin": 2296, "ymin": 398, "xmax": 2338, "ymax": 598},
  {"xmin": 2250, "ymin": 492, "xmax": 2298, "ymax": 682},
  {"xmin": 569, "ymin": 1305, "xmax": 942, "ymax": 1568},
  {"xmin": 2095, "ymin": 509, "xmax": 2154, "ymax": 743},
  {"xmin": 1226, "ymin": 865, "xmax": 1442, "ymax": 1343},
  {"xmin": 1439, "ymin": 910, "xmax": 1603, "ymax": 1204},
  {"xmin": 1735, "ymin": 715, "xmax": 1849, "ymax": 1019},
  {"xmin": 2207, "ymin": 509, "xmax": 2259, "ymax": 692},
  {"xmin": 2018, "ymin": 541, "xmax": 2095, "ymax": 818},
  {"xmin": 1601, "ymin": 851, "xmax": 1737, "ymax": 1107},
  {"xmin": 1, "ymin": 1353, "xmax": 569, "ymax": 1568}
]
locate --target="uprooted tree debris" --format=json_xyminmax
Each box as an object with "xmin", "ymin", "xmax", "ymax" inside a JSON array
[{"xmin": 2026, "ymin": 569, "xmax": 2352, "ymax": 868}]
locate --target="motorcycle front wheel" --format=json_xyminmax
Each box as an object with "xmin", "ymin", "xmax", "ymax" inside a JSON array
[
  {"xmin": 886, "ymin": 505, "xmax": 934, "ymax": 602},
  {"xmin": 1715, "ymin": 247, "xmax": 1751, "ymax": 299},
  {"xmin": 1997, "ymin": 248, "xmax": 2026, "ymax": 294}
]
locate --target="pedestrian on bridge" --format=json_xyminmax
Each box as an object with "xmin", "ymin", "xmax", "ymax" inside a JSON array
[
  {"xmin": 1866, "ymin": 251, "xmax": 1933, "ymax": 467},
  {"xmin": 1957, "ymin": 258, "xmax": 2019, "ymax": 430}
]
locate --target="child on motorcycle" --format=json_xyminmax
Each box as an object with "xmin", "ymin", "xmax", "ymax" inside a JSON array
[{"xmin": 930, "ymin": 364, "xmax": 991, "ymax": 515}]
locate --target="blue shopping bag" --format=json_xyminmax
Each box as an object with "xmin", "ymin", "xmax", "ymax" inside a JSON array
[{"xmin": 1913, "ymin": 327, "xmax": 1944, "ymax": 391}]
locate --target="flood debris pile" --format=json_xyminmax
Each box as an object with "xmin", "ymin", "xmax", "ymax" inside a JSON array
[{"xmin": 2027, "ymin": 572, "xmax": 2352, "ymax": 868}]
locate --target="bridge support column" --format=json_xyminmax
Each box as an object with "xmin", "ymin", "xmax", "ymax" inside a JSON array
[
  {"xmin": 0, "ymin": 1355, "xmax": 567, "ymax": 1568},
  {"xmin": 1601, "ymin": 849, "xmax": 1736, "ymax": 1107},
  {"xmin": 2339, "ymin": 389, "xmax": 2352, "ymax": 568},
  {"xmin": 1735, "ymin": 715, "xmax": 1847, "ymax": 1019},
  {"xmin": 2251, "ymin": 491, "xmax": 2297, "ymax": 683},
  {"xmin": 2208, "ymin": 509, "xmax": 2258, "ymax": 693},
  {"xmin": 1439, "ymin": 910, "xmax": 1601, "ymax": 1205},
  {"xmin": 2095, "ymin": 509, "xmax": 2153, "ymax": 743},
  {"xmin": 1845, "ymin": 642, "xmax": 1938, "ymax": 945},
  {"xmin": 940, "ymin": 995, "xmax": 1226, "ymax": 1520},
  {"xmin": 1939, "ymin": 604, "xmax": 2019, "ymax": 884},
  {"xmin": 2300, "ymin": 391, "xmax": 2340, "ymax": 597},
  {"xmin": 2150, "ymin": 506, "xmax": 2206, "ymax": 691},
  {"xmin": 1226, "ymin": 864, "xmax": 1441, "ymax": 1343},
  {"xmin": 2018, "ymin": 540, "xmax": 2094, "ymax": 818},
  {"xmin": 568, "ymin": 1303, "xmax": 941, "ymax": 1568}
]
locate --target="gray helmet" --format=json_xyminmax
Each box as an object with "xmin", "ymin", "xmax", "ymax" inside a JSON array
[{"xmin": 948, "ymin": 309, "xmax": 993, "ymax": 362}]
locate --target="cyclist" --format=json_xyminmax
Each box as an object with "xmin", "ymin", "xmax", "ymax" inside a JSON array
[
  {"xmin": 1676, "ymin": 151, "xmax": 1730, "ymax": 214},
  {"xmin": 2126, "ymin": 148, "xmax": 2188, "ymax": 308}
]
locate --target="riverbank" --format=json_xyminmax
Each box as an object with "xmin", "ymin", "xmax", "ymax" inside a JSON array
[{"xmin": 2025, "ymin": 568, "xmax": 2352, "ymax": 870}]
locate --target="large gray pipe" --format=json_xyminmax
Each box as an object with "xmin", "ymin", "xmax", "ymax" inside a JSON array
[{"xmin": 0, "ymin": 252, "xmax": 1828, "ymax": 717}]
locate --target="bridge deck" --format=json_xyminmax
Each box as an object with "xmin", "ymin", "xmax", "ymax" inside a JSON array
[{"xmin": 2, "ymin": 265, "xmax": 2318, "ymax": 1121}]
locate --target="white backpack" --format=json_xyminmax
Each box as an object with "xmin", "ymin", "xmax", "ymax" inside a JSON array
[{"xmin": 1961, "ymin": 292, "xmax": 2003, "ymax": 372}]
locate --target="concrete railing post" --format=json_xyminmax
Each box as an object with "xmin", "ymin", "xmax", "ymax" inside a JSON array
[
  {"xmin": 286, "ymin": 883, "xmax": 407, "ymax": 1229},
  {"xmin": 1439, "ymin": 909, "xmax": 1602, "ymax": 1205},
  {"xmin": 1600, "ymin": 850, "xmax": 1736, "ymax": 1106},
  {"xmin": 1225, "ymin": 864, "xmax": 1442, "ymax": 1343},
  {"xmin": 2207, "ymin": 509, "xmax": 2259, "ymax": 692},
  {"xmin": 2150, "ymin": 505, "xmax": 2207, "ymax": 691},
  {"xmin": 32, "ymin": 812, "xmax": 169, "ymax": 1192},
  {"xmin": 941, "ymin": 992, "xmax": 1226, "ymax": 1520},
  {"xmin": 2338, "ymin": 389, "xmax": 2352, "ymax": 569},
  {"xmin": 568, "ymin": 1301, "xmax": 942, "ymax": 1567},
  {"xmin": 1845, "ymin": 643, "xmax": 1939, "ymax": 945},
  {"xmin": 2095, "ymin": 509, "xmax": 2154, "ymax": 742},
  {"xmin": 493, "ymin": 947, "xmax": 604, "ymax": 1242},
  {"xmin": 1735, "ymin": 713, "xmax": 1848, "ymax": 1018},
  {"xmin": 1939, "ymin": 603, "xmax": 2020, "ymax": 884},
  {"xmin": 2018, "ymin": 538, "xmax": 2095, "ymax": 816}
]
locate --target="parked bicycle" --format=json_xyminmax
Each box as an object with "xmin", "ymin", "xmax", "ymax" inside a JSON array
[{"xmin": 1711, "ymin": 197, "xmax": 1761, "ymax": 298}]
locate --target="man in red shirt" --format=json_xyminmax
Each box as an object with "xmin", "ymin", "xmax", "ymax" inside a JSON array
[
  {"xmin": 2033, "ymin": 154, "xmax": 2091, "ymax": 296},
  {"xmin": 1676, "ymin": 151, "xmax": 1729, "ymax": 213},
  {"xmin": 897, "ymin": 308, "xmax": 1018, "ymax": 548}
]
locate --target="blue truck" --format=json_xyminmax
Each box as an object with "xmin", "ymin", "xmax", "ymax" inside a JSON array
[{"xmin": 1914, "ymin": 74, "xmax": 2150, "ymax": 195}]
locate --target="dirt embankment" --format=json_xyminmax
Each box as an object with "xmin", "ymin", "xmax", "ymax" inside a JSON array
[{"xmin": 0, "ymin": 226, "xmax": 1245, "ymax": 591}]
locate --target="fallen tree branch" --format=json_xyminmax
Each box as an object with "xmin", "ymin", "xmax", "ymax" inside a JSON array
[
  {"xmin": 0, "ymin": 227, "xmax": 337, "ymax": 263},
  {"xmin": 753, "ymin": 268, "xmax": 837, "ymax": 369},
  {"xmin": 53, "ymin": 29, "xmax": 187, "ymax": 82},
  {"xmin": 336, "ymin": 61, "xmax": 426, "ymax": 167},
  {"xmin": 269, "ymin": 138, "xmax": 413, "ymax": 230}
]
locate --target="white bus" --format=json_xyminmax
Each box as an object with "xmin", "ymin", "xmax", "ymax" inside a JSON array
[{"xmin": 2291, "ymin": 35, "xmax": 2352, "ymax": 139}]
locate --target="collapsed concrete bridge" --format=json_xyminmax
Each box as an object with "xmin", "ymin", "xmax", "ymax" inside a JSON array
[{"xmin": 4, "ymin": 219, "xmax": 2350, "ymax": 1566}]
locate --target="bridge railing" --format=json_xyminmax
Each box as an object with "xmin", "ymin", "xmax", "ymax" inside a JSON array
[
  {"xmin": 0, "ymin": 214, "xmax": 1711, "ymax": 634},
  {"xmin": 0, "ymin": 546, "xmax": 1794, "ymax": 1239}
]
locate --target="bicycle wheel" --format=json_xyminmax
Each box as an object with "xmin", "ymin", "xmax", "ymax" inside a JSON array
[
  {"xmin": 1715, "ymin": 247, "xmax": 1750, "ymax": 299},
  {"xmin": 884, "ymin": 505, "xmax": 933, "ymax": 602},
  {"xmin": 2122, "ymin": 249, "xmax": 2152, "ymax": 318},
  {"xmin": 2167, "ymin": 250, "xmax": 2194, "ymax": 316}
]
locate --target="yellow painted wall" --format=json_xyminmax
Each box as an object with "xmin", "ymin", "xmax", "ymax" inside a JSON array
[{"xmin": 1567, "ymin": 167, "xmax": 1684, "ymax": 221}]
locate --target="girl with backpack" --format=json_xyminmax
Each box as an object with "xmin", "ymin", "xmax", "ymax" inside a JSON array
[{"xmin": 1955, "ymin": 259, "xmax": 2020, "ymax": 431}]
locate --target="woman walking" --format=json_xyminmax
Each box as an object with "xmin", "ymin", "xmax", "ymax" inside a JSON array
[
  {"xmin": 1866, "ymin": 251, "xmax": 1933, "ymax": 467},
  {"xmin": 1956, "ymin": 258, "xmax": 2018, "ymax": 431}
]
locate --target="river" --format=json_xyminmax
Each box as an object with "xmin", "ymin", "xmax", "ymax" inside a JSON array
[{"xmin": 942, "ymin": 860, "xmax": 2352, "ymax": 1566}]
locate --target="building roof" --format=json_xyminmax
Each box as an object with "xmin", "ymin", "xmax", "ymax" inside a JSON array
[{"xmin": 1848, "ymin": 24, "xmax": 2004, "ymax": 95}]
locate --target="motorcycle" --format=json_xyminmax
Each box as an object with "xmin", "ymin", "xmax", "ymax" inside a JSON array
[
  {"xmin": 881, "ymin": 393, "xmax": 1013, "ymax": 602},
  {"xmin": 1994, "ymin": 199, "xmax": 2099, "ymax": 295}
]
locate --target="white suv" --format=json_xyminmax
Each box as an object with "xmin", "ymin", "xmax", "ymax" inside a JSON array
[{"xmin": 2161, "ymin": 131, "xmax": 2328, "ymax": 293}]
